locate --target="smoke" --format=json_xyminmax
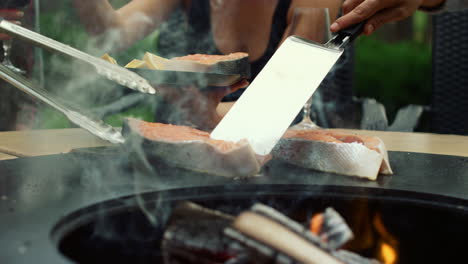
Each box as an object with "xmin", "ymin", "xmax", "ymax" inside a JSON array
[
  {"xmin": 37, "ymin": 11, "xmax": 159, "ymax": 114},
  {"xmin": 6, "ymin": 8, "xmax": 171, "ymax": 242},
  {"xmin": 30, "ymin": 1, "xmax": 359, "ymax": 248},
  {"xmin": 308, "ymin": 45, "xmax": 356, "ymax": 129},
  {"xmin": 54, "ymin": 7, "xmax": 224, "ymax": 238},
  {"xmin": 90, "ymin": 11, "xmax": 154, "ymax": 54}
]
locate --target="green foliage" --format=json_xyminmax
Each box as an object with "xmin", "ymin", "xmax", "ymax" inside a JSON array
[
  {"xmin": 413, "ymin": 11, "xmax": 429, "ymax": 43},
  {"xmin": 104, "ymin": 105, "xmax": 155, "ymax": 127},
  {"xmin": 35, "ymin": 105, "xmax": 154, "ymax": 129},
  {"xmin": 354, "ymin": 36, "xmax": 432, "ymax": 118},
  {"xmin": 111, "ymin": 30, "xmax": 159, "ymax": 66},
  {"xmin": 34, "ymin": 108, "xmax": 71, "ymax": 129}
]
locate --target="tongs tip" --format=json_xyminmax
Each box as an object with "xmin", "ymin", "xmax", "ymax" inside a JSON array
[{"xmin": 143, "ymin": 84, "xmax": 157, "ymax": 94}]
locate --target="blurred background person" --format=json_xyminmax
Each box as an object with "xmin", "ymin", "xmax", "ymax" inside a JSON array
[
  {"xmin": 73, "ymin": 0, "xmax": 342, "ymax": 93},
  {"xmin": 72, "ymin": 0, "xmax": 345, "ymax": 130},
  {"xmin": 3, "ymin": 0, "xmax": 451, "ymax": 134}
]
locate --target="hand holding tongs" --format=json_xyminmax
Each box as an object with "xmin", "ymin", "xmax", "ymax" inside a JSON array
[
  {"xmin": 0, "ymin": 63, "xmax": 125, "ymax": 144},
  {"xmin": 0, "ymin": 18, "xmax": 156, "ymax": 94}
]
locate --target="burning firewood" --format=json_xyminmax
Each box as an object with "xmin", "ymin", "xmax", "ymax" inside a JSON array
[
  {"xmin": 225, "ymin": 204, "xmax": 337, "ymax": 264},
  {"xmin": 225, "ymin": 204, "xmax": 381, "ymax": 264},
  {"xmin": 161, "ymin": 202, "xmax": 236, "ymax": 264},
  {"xmin": 161, "ymin": 202, "xmax": 380, "ymax": 264},
  {"xmin": 309, "ymin": 207, "xmax": 354, "ymax": 250}
]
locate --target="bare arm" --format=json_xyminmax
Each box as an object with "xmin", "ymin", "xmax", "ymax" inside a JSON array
[
  {"xmin": 0, "ymin": 10, "xmax": 24, "ymax": 40},
  {"xmin": 330, "ymin": 0, "xmax": 448, "ymax": 36},
  {"xmin": 73, "ymin": 0, "xmax": 181, "ymax": 50}
]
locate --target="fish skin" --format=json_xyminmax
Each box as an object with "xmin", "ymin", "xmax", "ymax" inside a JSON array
[
  {"xmin": 137, "ymin": 139, "xmax": 261, "ymax": 178},
  {"xmin": 326, "ymin": 130, "xmax": 392, "ymax": 175},
  {"xmin": 123, "ymin": 118, "xmax": 261, "ymax": 178},
  {"xmin": 372, "ymin": 137, "xmax": 393, "ymax": 175},
  {"xmin": 273, "ymin": 138, "xmax": 383, "ymax": 180},
  {"xmin": 122, "ymin": 119, "xmax": 391, "ymax": 179}
]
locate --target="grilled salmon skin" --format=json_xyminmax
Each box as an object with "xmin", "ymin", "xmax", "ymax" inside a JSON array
[
  {"xmin": 273, "ymin": 129, "xmax": 393, "ymax": 180},
  {"xmin": 123, "ymin": 118, "xmax": 261, "ymax": 178}
]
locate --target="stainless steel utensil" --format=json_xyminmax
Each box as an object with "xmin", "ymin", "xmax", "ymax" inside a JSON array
[
  {"xmin": 0, "ymin": 63, "xmax": 124, "ymax": 144},
  {"xmin": 0, "ymin": 18, "xmax": 155, "ymax": 94},
  {"xmin": 211, "ymin": 23, "xmax": 365, "ymax": 155},
  {"xmin": 130, "ymin": 68, "xmax": 244, "ymax": 87}
]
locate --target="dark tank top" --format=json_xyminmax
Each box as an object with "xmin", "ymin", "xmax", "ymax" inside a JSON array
[{"xmin": 157, "ymin": 0, "xmax": 292, "ymax": 100}]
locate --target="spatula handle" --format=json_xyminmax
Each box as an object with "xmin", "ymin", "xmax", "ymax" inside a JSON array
[
  {"xmin": 338, "ymin": 21, "xmax": 366, "ymax": 42},
  {"xmin": 328, "ymin": 21, "xmax": 366, "ymax": 49}
]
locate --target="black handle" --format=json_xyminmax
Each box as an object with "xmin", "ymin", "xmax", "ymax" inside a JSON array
[
  {"xmin": 330, "ymin": 21, "xmax": 366, "ymax": 47},
  {"xmin": 338, "ymin": 21, "xmax": 366, "ymax": 42}
]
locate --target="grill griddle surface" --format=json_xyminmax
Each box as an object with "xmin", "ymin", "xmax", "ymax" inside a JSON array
[{"xmin": 0, "ymin": 150, "xmax": 467, "ymax": 263}]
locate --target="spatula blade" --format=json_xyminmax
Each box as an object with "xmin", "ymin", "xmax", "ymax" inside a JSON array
[{"xmin": 211, "ymin": 36, "xmax": 343, "ymax": 155}]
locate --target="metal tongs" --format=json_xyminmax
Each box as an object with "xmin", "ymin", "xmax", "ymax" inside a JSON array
[
  {"xmin": 0, "ymin": 18, "xmax": 155, "ymax": 94},
  {"xmin": 0, "ymin": 63, "xmax": 125, "ymax": 144}
]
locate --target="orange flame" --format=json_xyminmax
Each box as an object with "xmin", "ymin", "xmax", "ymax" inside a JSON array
[
  {"xmin": 309, "ymin": 213, "xmax": 324, "ymax": 235},
  {"xmin": 378, "ymin": 242, "xmax": 397, "ymax": 264},
  {"xmin": 374, "ymin": 213, "xmax": 398, "ymax": 264},
  {"xmin": 309, "ymin": 208, "xmax": 399, "ymax": 264}
]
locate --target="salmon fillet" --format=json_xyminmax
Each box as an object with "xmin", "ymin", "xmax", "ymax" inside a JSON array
[
  {"xmin": 103, "ymin": 52, "xmax": 250, "ymax": 78},
  {"xmin": 141, "ymin": 52, "xmax": 250, "ymax": 78},
  {"xmin": 173, "ymin": 52, "xmax": 248, "ymax": 65},
  {"xmin": 123, "ymin": 118, "xmax": 261, "ymax": 178},
  {"xmin": 273, "ymin": 129, "xmax": 393, "ymax": 180}
]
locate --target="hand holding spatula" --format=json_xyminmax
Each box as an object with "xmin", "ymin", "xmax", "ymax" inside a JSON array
[{"xmin": 211, "ymin": 20, "xmax": 366, "ymax": 156}]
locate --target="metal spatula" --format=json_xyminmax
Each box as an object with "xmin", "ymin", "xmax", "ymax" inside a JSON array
[
  {"xmin": 0, "ymin": 18, "xmax": 155, "ymax": 94},
  {"xmin": 211, "ymin": 23, "xmax": 365, "ymax": 155}
]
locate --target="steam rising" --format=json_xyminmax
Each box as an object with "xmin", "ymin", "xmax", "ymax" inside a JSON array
[
  {"xmin": 311, "ymin": 48, "xmax": 353, "ymax": 128},
  {"xmin": 12, "ymin": 2, "xmax": 355, "ymax": 243},
  {"xmin": 63, "ymin": 7, "xmax": 221, "ymax": 234}
]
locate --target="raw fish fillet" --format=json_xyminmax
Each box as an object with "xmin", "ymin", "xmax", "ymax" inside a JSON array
[
  {"xmin": 123, "ymin": 118, "xmax": 261, "ymax": 178},
  {"xmin": 273, "ymin": 129, "xmax": 393, "ymax": 180}
]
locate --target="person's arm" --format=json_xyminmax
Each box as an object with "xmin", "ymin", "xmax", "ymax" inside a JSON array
[
  {"xmin": 73, "ymin": 0, "xmax": 180, "ymax": 50},
  {"xmin": 329, "ymin": 0, "xmax": 464, "ymax": 36},
  {"xmin": 0, "ymin": 10, "xmax": 24, "ymax": 40}
]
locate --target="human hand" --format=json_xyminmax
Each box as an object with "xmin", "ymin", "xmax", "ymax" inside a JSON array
[
  {"xmin": 330, "ymin": 0, "xmax": 444, "ymax": 35},
  {"xmin": 0, "ymin": 9, "xmax": 24, "ymax": 40}
]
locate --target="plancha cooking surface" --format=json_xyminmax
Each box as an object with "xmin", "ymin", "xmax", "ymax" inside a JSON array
[{"xmin": 0, "ymin": 150, "xmax": 467, "ymax": 263}]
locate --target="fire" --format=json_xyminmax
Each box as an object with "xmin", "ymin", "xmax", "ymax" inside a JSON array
[
  {"xmin": 374, "ymin": 213, "xmax": 398, "ymax": 264},
  {"xmin": 378, "ymin": 242, "xmax": 397, "ymax": 264},
  {"xmin": 332, "ymin": 203, "xmax": 399, "ymax": 264},
  {"xmin": 309, "ymin": 213, "xmax": 323, "ymax": 235}
]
